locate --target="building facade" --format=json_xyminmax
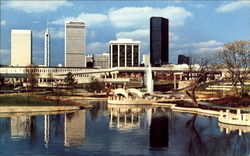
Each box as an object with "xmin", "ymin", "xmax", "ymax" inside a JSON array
[
  {"xmin": 150, "ymin": 17, "xmax": 169, "ymax": 67},
  {"xmin": 44, "ymin": 27, "xmax": 50, "ymax": 66},
  {"xmin": 178, "ymin": 55, "xmax": 190, "ymax": 65},
  {"xmin": 11, "ymin": 30, "xmax": 32, "ymax": 66},
  {"xmin": 142, "ymin": 54, "xmax": 150, "ymax": 66},
  {"xmin": 65, "ymin": 21, "xmax": 86, "ymax": 67},
  {"xmin": 109, "ymin": 39, "xmax": 140, "ymax": 68},
  {"xmin": 93, "ymin": 52, "xmax": 110, "ymax": 69}
]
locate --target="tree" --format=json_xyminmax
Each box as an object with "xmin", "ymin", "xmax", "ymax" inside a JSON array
[
  {"xmin": 54, "ymin": 81, "xmax": 63, "ymax": 105},
  {"xmin": 47, "ymin": 73, "xmax": 54, "ymax": 92},
  {"xmin": 185, "ymin": 57, "xmax": 211, "ymax": 107},
  {"xmin": 25, "ymin": 65, "xmax": 39, "ymax": 96},
  {"xmin": 86, "ymin": 76, "xmax": 105, "ymax": 93},
  {"xmin": 214, "ymin": 40, "xmax": 250, "ymax": 96},
  {"xmin": 64, "ymin": 72, "xmax": 77, "ymax": 95}
]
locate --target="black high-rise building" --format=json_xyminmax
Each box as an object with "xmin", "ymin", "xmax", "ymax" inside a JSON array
[
  {"xmin": 150, "ymin": 17, "xmax": 169, "ymax": 67},
  {"xmin": 178, "ymin": 55, "xmax": 190, "ymax": 65}
]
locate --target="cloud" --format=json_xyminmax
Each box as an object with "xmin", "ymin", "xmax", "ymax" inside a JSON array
[
  {"xmin": 181, "ymin": 40, "xmax": 223, "ymax": 48},
  {"xmin": 171, "ymin": 40, "xmax": 223, "ymax": 57},
  {"xmin": 33, "ymin": 28, "xmax": 64, "ymax": 39},
  {"xmin": 88, "ymin": 30, "xmax": 96, "ymax": 39},
  {"xmin": 109, "ymin": 6, "xmax": 192, "ymax": 28},
  {"xmin": 216, "ymin": 1, "xmax": 250, "ymax": 12},
  {"xmin": 0, "ymin": 49, "xmax": 10, "ymax": 65},
  {"xmin": 4, "ymin": 1, "xmax": 72, "ymax": 13},
  {"xmin": 116, "ymin": 29, "xmax": 178, "ymax": 41},
  {"xmin": 193, "ymin": 47, "xmax": 222, "ymax": 55},
  {"xmin": 170, "ymin": 32, "xmax": 179, "ymax": 41},
  {"xmin": 51, "ymin": 12, "xmax": 108, "ymax": 27},
  {"xmin": 87, "ymin": 42, "xmax": 108, "ymax": 54},
  {"xmin": 0, "ymin": 20, "xmax": 6, "ymax": 26},
  {"xmin": 116, "ymin": 29, "xmax": 149, "ymax": 41},
  {"xmin": 191, "ymin": 4, "xmax": 204, "ymax": 8},
  {"xmin": 0, "ymin": 49, "xmax": 10, "ymax": 55}
]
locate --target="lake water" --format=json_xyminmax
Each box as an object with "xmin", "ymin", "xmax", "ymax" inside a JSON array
[{"xmin": 0, "ymin": 100, "xmax": 249, "ymax": 156}]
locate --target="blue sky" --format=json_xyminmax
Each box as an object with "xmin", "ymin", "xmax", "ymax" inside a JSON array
[{"xmin": 1, "ymin": 0, "xmax": 250, "ymax": 66}]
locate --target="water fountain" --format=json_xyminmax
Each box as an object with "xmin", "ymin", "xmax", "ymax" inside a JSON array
[{"xmin": 146, "ymin": 64, "xmax": 154, "ymax": 93}]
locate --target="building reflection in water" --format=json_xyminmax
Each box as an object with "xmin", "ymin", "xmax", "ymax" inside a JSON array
[
  {"xmin": 218, "ymin": 122, "xmax": 250, "ymax": 136},
  {"xmin": 64, "ymin": 110, "xmax": 86, "ymax": 147},
  {"xmin": 9, "ymin": 110, "xmax": 86, "ymax": 147},
  {"xmin": 150, "ymin": 107, "xmax": 169, "ymax": 149},
  {"xmin": 44, "ymin": 114, "xmax": 50, "ymax": 148},
  {"xmin": 11, "ymin": 116, "xmax": 31, "ymax": 138},
  {"xmin": 108, "ymin": 104, "xmax": 151, "ymax": 131}
]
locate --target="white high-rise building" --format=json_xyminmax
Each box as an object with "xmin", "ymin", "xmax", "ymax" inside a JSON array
[
  {"xmin": 109, "ymin": 39, "xmax": 140, "ymax": 68},
  {"xmin": 44, "ymin": 26, "xmax": 50, "ymax": 66},
  {"xmin": 65, "ymin": 21, "xmax": 86, "ymax": 67},
  {"xmin": 11, "ymin": 30, "xmax": 32, "ymax": 66}
]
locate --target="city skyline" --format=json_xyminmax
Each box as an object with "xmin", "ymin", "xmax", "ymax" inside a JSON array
[{"xmin": 1, "ymin": 1, "xmax": 250, "ymax": 66}]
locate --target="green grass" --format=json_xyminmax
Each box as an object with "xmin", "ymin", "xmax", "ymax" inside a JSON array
[{"xmin": 0, "ymin": 95, "xmax": 71, "ymax": 107}]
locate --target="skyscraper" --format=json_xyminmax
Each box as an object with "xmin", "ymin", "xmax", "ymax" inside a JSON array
[
  {"xmin": 150, "ymin": 17, "xmax": 169, "ymax": 67},
  {"xmin": 65, "ymin": 21, "xmax": 86, "ymax": 67},
  {"xmin": 11, "ymin": 30, "xmax": 32, "ymax": 66},
  {"xmin": 44, "ymin": 26, "xmax": 50, "ymax": 66},
  {"xmin": 109, "ymin": 38, "xmax": 140, "ymax": 68}
]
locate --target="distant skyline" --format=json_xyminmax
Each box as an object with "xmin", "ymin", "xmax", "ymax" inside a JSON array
[{"xmin": 1, "ymin": 1, "xmax": 250, "ymax": 66}]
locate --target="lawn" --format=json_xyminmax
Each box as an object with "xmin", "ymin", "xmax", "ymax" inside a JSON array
[{"xmin": 0, "ymin": 95, "xmax": 71, "ymax": 106}]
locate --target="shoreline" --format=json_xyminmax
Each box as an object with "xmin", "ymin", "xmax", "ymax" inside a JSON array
[{"xmin": 0, "ymin": 106, "xmax": 81, "ymax": 114}]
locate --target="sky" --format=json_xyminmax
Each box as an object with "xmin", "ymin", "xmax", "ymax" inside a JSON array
[{"xmin": 0, "ymin": 0, "xmax": 250, "ymax": 66}]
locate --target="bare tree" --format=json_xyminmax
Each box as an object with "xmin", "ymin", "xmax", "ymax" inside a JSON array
[
  {"xmin": 25, "ymin": 65, "xmax": 39, "ymax": 96},
  {"xmin": 185, "ymin": 57, "xmax": 211, "ymax": 107},
  {"xmin": 214, "ymin": 40, "xmax": 250, "ymax": 96}
]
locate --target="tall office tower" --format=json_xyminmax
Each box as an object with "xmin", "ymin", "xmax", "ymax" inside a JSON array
[
  {"xmin": 11, "ymin": 30, "xmax": 32, "ymax": 66},
  {"xmin": 109, "ymin": 38, "xmax": 140, "ymax": 68},
  {"xmin": 150, "ymin": 17, "xmax": 169, "ymax": 67},
  {"xmin": 178, "ymin": 55, "xmax": 190, "ymax": 65},
  {"xmin": 44, "ymin": 26, "xmax": 50, "ymax": 66},
  {"xmin": 65, "ymin": 21, "xmax": 86, "ymax": 67}
]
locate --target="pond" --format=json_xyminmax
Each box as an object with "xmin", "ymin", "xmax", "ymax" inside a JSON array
[{"xmin": 0, "ymin": 100, "xmax": 249, "ymax": 156}]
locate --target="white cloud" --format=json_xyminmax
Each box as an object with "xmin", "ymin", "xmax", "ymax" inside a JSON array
[
  {"xmin": 33, "ymin": 28, "xmax": 64, "ymax": 39},
  {"xmin": 109, "ymin": 6, "xmax": 192, "ymax": 28},
  {"xmin": 0, "ymin": 20, "xmax": 6, "ymax": 26},
  {"xmin": 89, "ymin": 30, "xmax": 96, "ymax": 39},
  {"xmin": 51, "ymin": 12, "xmax": 108, "ymax": 27},
  {"xmin": 116, "ymin": 29, "xmax": 149, "ymax": 41},
  {"xmin": 181, "ymin": 40, "xmax": 223, "ymax": 48},
  {"xmin": 193, "ymin": 47, "xmax": 222, "ymax": 55},
  {"xmin": 191, "ymin": 4, "xmax": 204, "ymax": 8},
  {"xmin": 0, "ymin": 49, "xmax": 10, "ymax": 55},
  {"xmin": 216, "ymin": 1, "xmax": 250, "ymax": 12},
  {"xmin": 4, "ymin": 1, "xmax": 72, "ymax": 13},
  {"xmin": 87, "ymin": 42, "xmax": 108, "ymax": 54},
  {"xmin": 116, "ymin": 29, "xmax": 178, "ymax": 42},
  {"xmin": 0, "ymin": 49, "xmax": 10, "ymax": 65},
  {"xmin": 170, "ymin": 32, "xmax": 179, "ymax": 41}
]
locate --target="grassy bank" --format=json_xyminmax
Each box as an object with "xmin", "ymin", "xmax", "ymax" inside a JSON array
[{"xmin": 0, "ymin": 95, "xmax": 71, "ymax": 106}]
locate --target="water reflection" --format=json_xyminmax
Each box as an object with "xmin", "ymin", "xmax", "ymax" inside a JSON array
[
  {"xmin": 4, "ymin": 110, "xmax": 86, "ymax": 149},
  {"xmin": 11, "ymin": 116, "xmax": 31, "ymax": 138},
  {"xmin": 0, "ymin": 101, "xmax": 249, "ymax": 156},
  {"xmin": 108, "ymin": 104, "xmax": 150, "ymax": 131},
  {"xmin": 150, "ymin": 108, "xmax": 169, "ymax": 149},
  {"xmin": 64, "ymin": 110, "xmax": 85, "ymax": 147}
]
